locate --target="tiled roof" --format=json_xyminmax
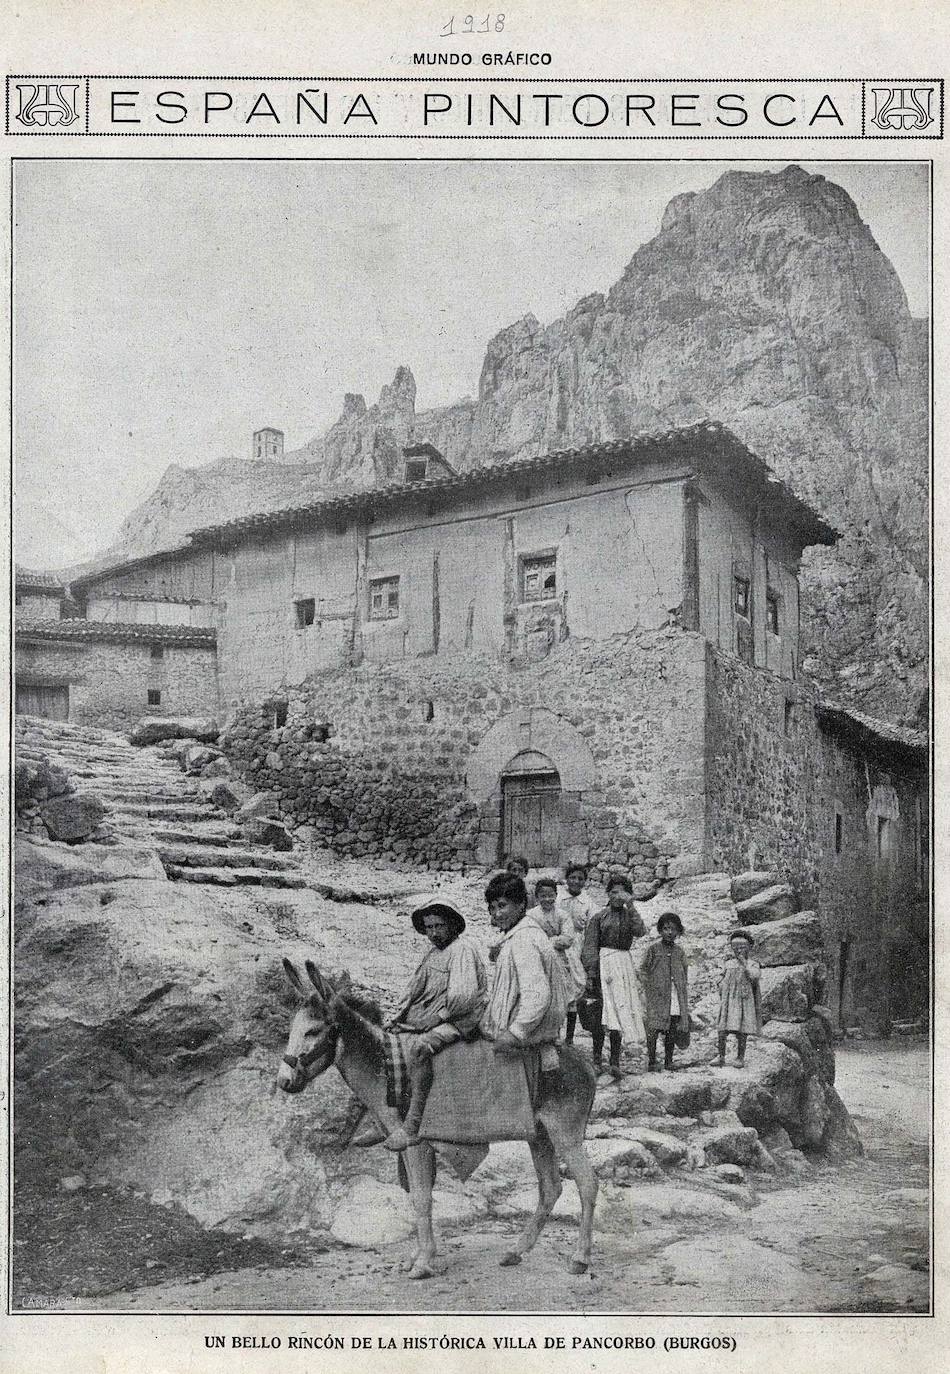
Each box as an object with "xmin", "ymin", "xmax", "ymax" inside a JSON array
[
  {"xmin": 70, "ymin": 545, "xmax": 198, "ymax": 593},
  {"xmin": 186, "ymin": 423, "xmax": 838, "ymax": 552},
  {"xmin": 16, "ymin": 620, "xmax": 217, "ymax": 648},
  {"xmin": 816, "ymin": 701, "xmax": 927, "ymax": 757},
  {"xmin": 16, "ymin": 565, "xmax": 65, "ymax": 593}
]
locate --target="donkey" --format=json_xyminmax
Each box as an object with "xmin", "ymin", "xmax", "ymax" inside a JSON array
[{"xmin": 278, "ymin": 958, "xmax": 598, "ymax": 1280}]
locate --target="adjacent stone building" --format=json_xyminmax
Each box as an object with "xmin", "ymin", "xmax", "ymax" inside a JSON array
[
  {"xmin": 15, "ymin": 550, "xmax": 219, "ymax": 731},
  {"xmin": 15, "ymin": 620, "xmax": 218, "ymax": 733},
  {"xmin": 15, "ymin": 566, "xmax": 66, "ymax": 624},
  {"xmin": 13, "ymin": 422, "xmax": 928, "ymax": 1027}
]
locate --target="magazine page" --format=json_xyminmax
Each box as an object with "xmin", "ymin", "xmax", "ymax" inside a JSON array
[{"xmin": 2, "ymin": 2, "xmax": 943, "ymax": 1371}]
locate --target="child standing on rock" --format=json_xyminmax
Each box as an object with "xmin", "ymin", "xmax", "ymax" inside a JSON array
[
  {"xmin": 640, "ymin": 912, "xmax": 690, "ymax": 1072},
  {"xmin": 557, "ymin": 863, "xmax": 597, "ymax": 1045},
  {"xmin": 712, "ymin": 930, "xmax": 762, "ymax": 1068}
]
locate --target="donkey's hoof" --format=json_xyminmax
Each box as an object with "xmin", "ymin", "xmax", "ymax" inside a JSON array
[
  {"xmin": 408, "ymin": 1262, "xmax": 435, "ymax": 1280},
  {"xmin": 568, "ymin": 1260, "xmax": 588, "ymax": 1275},
  {"xmin": 499, "ymin": 1252, "xmax": 522, "ymax": 1268}
]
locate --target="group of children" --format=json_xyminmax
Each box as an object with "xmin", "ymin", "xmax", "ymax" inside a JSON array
[{"xmin": 502, "ymin": 854, "xmax": 763, "ymax": 1076}]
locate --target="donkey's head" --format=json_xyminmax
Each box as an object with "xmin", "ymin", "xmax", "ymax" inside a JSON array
[{"xmin": 277, "ymin": 958, "xmax": 344, "ymax": 1094}]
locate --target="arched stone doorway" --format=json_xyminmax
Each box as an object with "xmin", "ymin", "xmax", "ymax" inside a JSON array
[
  {"xmin": 501, "ymin": 750, "xmax": 562, "ymax": 868},
  {"xmin": 467, "ymin": 708, "xmax": 597, "ymax": 868}
]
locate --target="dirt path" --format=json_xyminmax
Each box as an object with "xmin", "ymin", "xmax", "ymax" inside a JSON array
[{"xmin": 51, "ymin": 1041, "xmax": 929, "ymax": 1315}]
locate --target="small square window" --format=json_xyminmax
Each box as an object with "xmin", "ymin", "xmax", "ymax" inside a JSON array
[
  {"xmin": 405, "ymin": 458, "xmax": 428, "ymax": 482},
  {"xmin": 734, "ymin": 576, "xmax": 751, "ymax": 618},
  {"xmin": 147, "ymin": 688, "xmax": 161, "ymax": 707},
  {"xmin": 521, "ymin": 553, "xmax": 557, "ymax": 603},
  {"xmin": 150, "ymin": 643, "xmax": 164, "ymax": 661},
  {"xmin": 766, "ymin": 589, "xmax": 780, "ymax": 635},
  {"xmin": 295, "ymin": 597, "xmax": 315, "ymax": 628},
  {"xmin": 369, "ymin": 575, "xmax": 400, "ymax": 621}
]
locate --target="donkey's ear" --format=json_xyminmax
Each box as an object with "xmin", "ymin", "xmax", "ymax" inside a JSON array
[
  {"xmin": 283, "ymin": 957, "xmax": 307, "ymax": 996},
  {"xmin": 305, "ymin": 959, "xmax": 334, "ymax": 1002},
  {"xmin": 334, "ymin": 969, "xmax": 353, "ymax": 992}
]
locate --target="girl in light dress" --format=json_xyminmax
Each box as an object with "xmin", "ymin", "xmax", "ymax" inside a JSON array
[
  {"xmin": 556, "ymin": 863, "xmax": 598, "ymax": 1045},
  {"xmin": 528, "ymin": 877, "xmax": 588, "ymax": 1017},
  {"xmin": 581, "ymin": 873, "xmax": 647, "ymax": 1078},
  {"xmin": 712, "ymin": 930, "xmax": 762, "ymax": 1067}
]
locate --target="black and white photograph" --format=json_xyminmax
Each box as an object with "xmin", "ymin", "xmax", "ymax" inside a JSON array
[{"xmin": 9, "ymin": 153, "xmax": 932, "ymax": 1319}]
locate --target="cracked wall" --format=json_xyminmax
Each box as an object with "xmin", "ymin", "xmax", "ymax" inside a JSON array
[{"xmin": 217, "ymin": 459, "xmax": 691, "ymax": 694}]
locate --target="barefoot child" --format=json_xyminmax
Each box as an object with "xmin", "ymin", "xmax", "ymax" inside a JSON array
[{"xmin": 713, "ymin": 930, "xmax": 762, "ymax": 1067}]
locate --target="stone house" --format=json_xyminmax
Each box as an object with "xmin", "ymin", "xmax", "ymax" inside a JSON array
[
  {"xmin": 15, "ymin": 620, "xmax": 218, "ymax": 733},
  {"xmin": 15, "ymin": 566, "xmax": 66, "ymax": 624},
  {"xmin": 13, "ymin": 422, "xmax": 928, "ymax": 1026},
  {"xmin": 15, "ymin": 551, "xmax": 219, "ymax": 731}
]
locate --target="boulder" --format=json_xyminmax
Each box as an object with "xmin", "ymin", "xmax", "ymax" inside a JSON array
[
  {"xmin": 864, "ymin": 1263, "xmax": 929, "ymax": 1308},
  {"xmin": 689, "ymin": 1124, "xmax": 761, "ymax": 1168},
  {"xmin": 730, "ymin": 872, "xmax": 779, "ymax": 904},
  {"xmin": 710, "ymin": 1163, "xmax": 745, "ymax": 1183},
  {"xmin": 16, "ymin": 757, "xmax": 73, "ymax": 806},
  {"xmin": 735, "ymin": 884, "xmax": 798, "ymax": 924},
  {"xmin": 204, "ymin": 780, "xmax": 244, "ymax": 813},
  {"xmin": 761, "ymin": 1017, "xmax": 835, "ymax": 1083},
  {"xmin": 200, "ymin": 757, "xmax": 232, "ymax": 779},
  {"xmin": 130, "ymin": 717, "xmax": 219, "ymax": 746},
  {"xmin": 40, "ymin": 792, "xmax": 107, "ymax": 842},
  {"xmin": 585, "ymin": 1138, "xmax": 662, "ymax": 1178},
  {"xmin": 622, "ymin": 1126, "xmax": 688, "ymax": 1167},
  {"xmin": 183, "ymin": 744, "xmax": 222, "ymax": 774},
  {"xmin": 329, "ymin": 1177, "xmax": 414, "ymax": 1246},
  {"xmin": 598, "ymin": 1181, "xmax": 743, "ymax": 1230},
  {"xmin": 13, "ymin": 873, "xmax": 420, "ymax": 1240},
  {"xmin": 236, "ymin": 792, "xmax": 280, "ymax": 823},
  {"xmin": 242, "ymin": 819, "xmax": 294, "ymax": 852},
  {"xmin": 751, "ymin": 912, "xmax": 824, "ymax": 967},
  {"xmin": 760, "ymin": 964, "xmax": 817, "ymax": 1020},
  {"xmin": 16, "ymin": 837, "xmax": 166, "ymax": 904}
]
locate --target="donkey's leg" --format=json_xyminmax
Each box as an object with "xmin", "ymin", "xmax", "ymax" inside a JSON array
[
  {"xmin": 541, "ymin": 1112, "xmax": 598, "ymax": 1275},
  {"xmin": 402, "ymin": 1140, "xmax": 437, "ymax": 1279},
  {"xmin": 500, "ymin": 1125, "xmax": 561, "ymax": 1268}
]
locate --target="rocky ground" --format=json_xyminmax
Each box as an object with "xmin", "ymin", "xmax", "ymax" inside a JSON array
[
  {"xmin": 17, "ymin": 1042, "xmax": 929, "ymax": 1314},
  {"xmin": 12, "ymin": 718, "xmax": 931, "ymax": 1315}
]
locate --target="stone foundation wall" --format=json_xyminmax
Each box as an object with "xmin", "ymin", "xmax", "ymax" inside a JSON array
[
  {"xmin": 219, "ymin": 629, "xmax": 709, "ymax": 879},
  {"xmin": 16, "ymin": 639, "xmax": 219, "ymax": 734},
  {"xmin": 705, "ymin": 649, "xmax": 927, "ymax": 1028}
]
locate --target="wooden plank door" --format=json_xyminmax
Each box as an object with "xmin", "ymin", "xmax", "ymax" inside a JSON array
[
  {"xmin": 16, "ymin": 684, "xmax": 69, "ymax": 720},
  {"xmin": 502, "ymin": 773, "xmax": 562, "ymax": 867}
]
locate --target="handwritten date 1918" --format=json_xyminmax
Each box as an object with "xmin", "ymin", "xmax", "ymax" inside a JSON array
[{"xmin": 441, "ymin": 14, "xmax": 506, "ymax": 37}]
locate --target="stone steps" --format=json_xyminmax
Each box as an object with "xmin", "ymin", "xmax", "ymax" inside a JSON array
[
  {"xmin": 165, "ymin": 864, "xmax": 307, "ymax": 889},
  {"xmin": 150, "ymin": 826, "xmax": 243, "ymax": 846},
  {"xmin": 119, "ymin": 803, "xmax": 220, "ymax": 822},
  {"xmin": 20, "ymin": 717, "xmax": 311, "ymax": 894},
  {"xmin": 99, "ymin": 789, "xmax": 204, "ymax": 805},
  {"xmin": 157, "ymin": 844, "xmax": 298, "ymax": 873}
]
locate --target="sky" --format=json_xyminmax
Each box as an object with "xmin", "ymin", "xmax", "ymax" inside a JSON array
[{"xmin": 14, "ymin": 159, "xmax": 929, "ymax": 568}]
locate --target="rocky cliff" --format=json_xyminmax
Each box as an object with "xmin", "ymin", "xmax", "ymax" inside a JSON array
[{"xmin": 101, "ymin": 165, "xmax": 928, "ymax": 723}]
